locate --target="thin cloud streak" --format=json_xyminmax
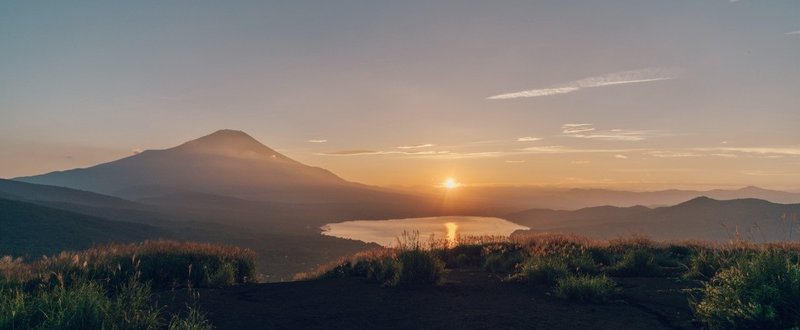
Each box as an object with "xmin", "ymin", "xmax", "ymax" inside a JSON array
[
  {"xmin": 308, "ymin": 139, "xmax": 327, "ymax": 143},
  {"xmin": 785, "ymin": 30, "xmax": 800, "ymax": 35},
  {"xmin": 562, "ymin": 124, "xmax": 653, "ymax": 141},
  {"xmin": 397, "ymin": 143, "xmax": 434, "ymax": 149},
  {"xmin": 517, "ymin": 137, "xmax": 542, "ymax": 142},
  {"xmin": 487, "ymin": 67, "xmax": 681, "ymax": 100}
]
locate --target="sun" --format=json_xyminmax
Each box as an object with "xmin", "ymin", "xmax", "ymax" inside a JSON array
[{"xmin": 442, "ymin": 178, "xmax": 459, "ymax": 189}]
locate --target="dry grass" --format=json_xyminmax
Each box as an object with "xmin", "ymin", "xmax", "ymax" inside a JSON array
[{"xmin": 1, "ymin": 240, "xmax": 256, "ymax": 329}]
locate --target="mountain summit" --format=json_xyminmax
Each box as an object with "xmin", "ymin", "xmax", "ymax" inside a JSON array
[
  {"xmin": 15, "ymin": 130, "xmax": 351, "ymax": 200},
  {"xmin": 171, "ymin": 129, "xmax": 296, "ymax": 163}
]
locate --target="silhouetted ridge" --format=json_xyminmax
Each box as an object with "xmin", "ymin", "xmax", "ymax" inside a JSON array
[{"xmin": 13, "ymin": 129, "xmax": 387, "ymax": 200}]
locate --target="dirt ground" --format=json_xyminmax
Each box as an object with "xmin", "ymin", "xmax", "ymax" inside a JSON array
[{"xmin": 159, "ymin": 269, "xmax": 701, "ymax": 330}]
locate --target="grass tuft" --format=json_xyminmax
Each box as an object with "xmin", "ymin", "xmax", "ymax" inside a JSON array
[{"xmin": 555, "ymin": 275, "xmax": 616, "ymax": 302}]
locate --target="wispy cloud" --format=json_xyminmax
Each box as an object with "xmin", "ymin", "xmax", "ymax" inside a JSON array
[
  {"xmin": 319, "ymin": 149, "xmax": 445, "ymax": 156},
  {"xmin": 785, "ymin": 30, "xmax": 800, "ymax": 35},
  {"xmin": 516, "ymin": 137, "xmax": 542, "ymax": 142},
  {"xmin": 741, "ymin": 170, "xmax": 800, "ymax": 176},
  {"xmin": 397, "ymin": 143, "xmax": 434, "ymax": 149},
  {"xmin": 562, "ymin": 124, "xmax": 595, "ymax": 134},
  {"xmin": 487, "ymin": 67, "xmax": 681, "ymax": 100},
  {"xmin": 505, "ymin": 160, "xmax": 526, "ymax": 163},
  {"xmin": 562, "ymin": 124, "xmax": 653, "ymax": 141},
  {"xmin": 308, "ymin": 139, "xmax": 327, "ymax": 143},
  {"xmin": 711, "ymin": 153, "xmax": 738, "ymax": 158},
  {"xmin": 697, "ymin": 147, "xmax": 800, "ymax": 156},
  {"xmin": 318, "ymin": 144, "xmax": 800, "ymax": 161},
  {"xmin": 645, "ymin": 151, "xmax": 702, "ymax": 158}
]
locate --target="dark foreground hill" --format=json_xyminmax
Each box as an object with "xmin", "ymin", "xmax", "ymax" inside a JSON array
[{"xmin": 0, "ymin": 197, "xmax": 161, "ymax": 256}]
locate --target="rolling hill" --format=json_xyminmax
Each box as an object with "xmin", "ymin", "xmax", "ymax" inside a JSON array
[
  {"xmin": 0, "ymin": 197, "xmax": 163, "ymax": 256},
  {"xmin": 508, "ymin": 197, "xmax": 800, "ymax": 242}
]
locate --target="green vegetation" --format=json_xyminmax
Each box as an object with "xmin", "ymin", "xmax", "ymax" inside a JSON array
[
  {"xmin": 555, "ymin": 275, "xmax": 615, "ymax": 302},
  {"xmin": 694, "ymin": 251, "xmax": 800, "ymax": 329},
  {"xmin": 304, "ymin": 232, "xmax": 800, "ymax": 328},
  {"xmin": 0, "ymin": 240, "xmax": 255, "ymax": 329},
  {"xmin": 298, "ymin": 232, "xmax": 444, "ymax": 286}
]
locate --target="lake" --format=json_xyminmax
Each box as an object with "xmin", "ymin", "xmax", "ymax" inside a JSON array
[{"xmin": 321, "ymin": 216, "xmax": 529, "ymax": 247}]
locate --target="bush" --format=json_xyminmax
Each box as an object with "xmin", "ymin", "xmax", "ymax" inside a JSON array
[
  {"xmin": 397, "ymin": 250, "xmax": 445, "ymax": 286},
  {"xmin": 693, "ymin": 252, "xmax": 800, "ymax": 329},
  {"xmin": 684, "ymin": 249, "xmax": 740, "ymax": 280},
  {"xmin": 555, "ymin": 275, "xmax": 616, "ymax": 302},
  {"xmin": 519, "ymin": 256, "xmax": 570, "ymax": 284},
  {"xmin": 565, "ymin": 253, "xmax": 600, "ymax": 275},
  {"xmin": 482, "ymin": 243, "xmax": 524, "ymax": 274},
  {"xmin": 609, "ymin": 249, "xmax": 661, "ymax": 277},
  {"xmin": 168, "ymin": 306, "xmax": 213, "ymax": 330}
]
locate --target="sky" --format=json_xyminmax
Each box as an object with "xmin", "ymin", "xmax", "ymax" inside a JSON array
[{"xmin": 1, "ymin": 1, "xmax": 799, "ymax": 190}]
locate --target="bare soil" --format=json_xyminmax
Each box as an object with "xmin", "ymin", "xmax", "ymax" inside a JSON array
[{"xmin": 159, "ymin": 269, "xmax": 701, "ymax": 329}]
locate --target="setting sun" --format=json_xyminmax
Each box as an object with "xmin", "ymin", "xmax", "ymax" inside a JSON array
[{"xmin": 443, "ymin": 178, "xmax": 459, "ymax": 189}]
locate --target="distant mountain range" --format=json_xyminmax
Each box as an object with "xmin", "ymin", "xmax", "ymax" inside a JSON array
[
  {"xmin": 450, "ymin": 185, "xmax": 800, "ymax": 211},
  {"xmin": 508, "ymin": 197, "xmax": 800, "ymax": 242}
]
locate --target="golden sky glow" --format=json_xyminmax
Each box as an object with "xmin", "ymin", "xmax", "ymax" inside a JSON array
[{"xmin": 0, "ymin": 2, "xmax": 798, "ymax": 191}]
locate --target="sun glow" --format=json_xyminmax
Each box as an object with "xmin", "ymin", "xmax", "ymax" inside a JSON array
[{"xmin": 443, "ymin": 178, "xmax": 459, "ymax": 189}]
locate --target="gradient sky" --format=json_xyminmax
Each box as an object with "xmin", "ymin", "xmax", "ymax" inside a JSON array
[{"xmin": 1, "ymin": 1, "xmax": 799, "ymax": 190}]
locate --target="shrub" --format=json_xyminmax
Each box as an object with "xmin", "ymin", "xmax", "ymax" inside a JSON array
[
  {"xmin": 168, "ymin": 306, "xmax": 213, "ymax": 330},
  {"xmin": 482, "ymin": 243, "xmax": 524, "ymax": 274},
  {"xmin": 609, "ymin": 249, "xmax": 661, "ymax": 277},
  {"xmin": 684, "ymin": 249, "xmax": 741, "ymax": 280},
  {"xmin": 565, "ymin": 253, "xmax": 600, "ymax": 275},
  {"xmin": 555, "ymin": 275, "xmax": 616, "ymax": 302},
  {"xmin": 519, "ymin": 256, "xmax": 570, "ymax": 284},
  {"xmin": 693, "ymin": 252, "xmax": 800, "ymax": 329},
  {"xmin": 438, "ymin": 244, "xmax": 483, "ymax": 268},
  {"xmin": 397, "ymin": 249, "xmax": 445, "ymax": 286}
]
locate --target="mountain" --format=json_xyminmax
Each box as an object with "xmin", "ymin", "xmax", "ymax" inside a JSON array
[
  {"xmin": 451, "ymin": 185, "xmax": 800, "ymax": 211},
  {"xmin": 15, "ymin": 130, "xmax": 353, "ymax": 200},
  {"xmin": 0, "ymin": 197, "xmax": 163, "ymax": 257},
  {"xmin": 508, "ymin": 197, "xmax": 800, "ymax": 242}
]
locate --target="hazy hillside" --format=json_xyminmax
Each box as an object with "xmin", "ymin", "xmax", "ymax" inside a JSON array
[
  {"xmin": 453, "ymin": 185, "xmax": 800, "ymax": 211},
  {"xmin": 509, "ymin": 197, "xmax": 800, "ymax": 242},
  {"xmin": 0, "ymin": 178, "xmax": 138, "ymax": 209},
  {"xmin": 0, "ymin": 198, "xmax": 162, "ymax": 256}
]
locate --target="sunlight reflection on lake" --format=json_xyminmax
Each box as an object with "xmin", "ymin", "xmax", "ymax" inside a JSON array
[{"xmin": 321, "ymin": 216, "xmax": 529, "ymax": 247}]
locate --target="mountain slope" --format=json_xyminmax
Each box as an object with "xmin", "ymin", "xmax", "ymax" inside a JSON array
[
  {"xmin": 0, "ymin": 198, "xmax": 163, "ymax": 257},
  {"xmin": 0, "ymin": 178, "xmax": 138, "ymax": 208},
  {"xmin": 509, "ymin": 197, "xmax": 800, "ymax": 242},
  {"xmin": 15, "ymin": 130, "xmax": 381, "ymax": 202}
]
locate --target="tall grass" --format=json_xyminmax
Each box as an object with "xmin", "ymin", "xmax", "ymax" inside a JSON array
[
  {"xmin": 693, "ymin": 251, "xmax": 800, "ymax": 329},
  {"xmin": 301, "ymin": 230, "xmax": 800, "ymax": 328},
  {"xmin": 0, "ymin": 240, "xmax": 256, "ymax": 329}
]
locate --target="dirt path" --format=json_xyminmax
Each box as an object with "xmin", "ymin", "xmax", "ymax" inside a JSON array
[{"xmin": 159, "ymin": 269, "xmax": 699, "ymax": 329}]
